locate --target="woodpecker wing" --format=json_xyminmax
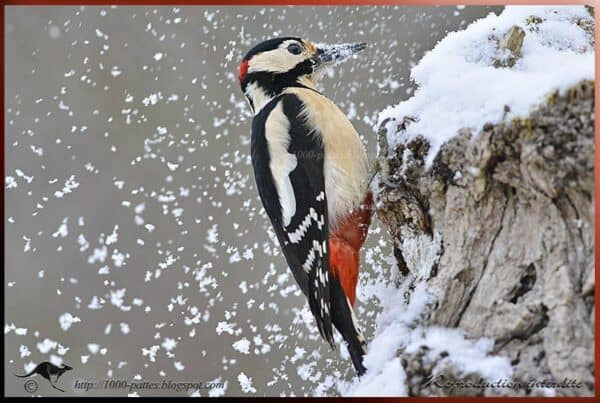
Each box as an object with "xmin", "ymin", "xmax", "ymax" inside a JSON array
[{"xmin": 251, "ymin": 93, "xmax": 334, "ymax": 348}]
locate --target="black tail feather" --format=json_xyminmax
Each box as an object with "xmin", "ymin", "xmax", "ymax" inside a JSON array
[
  {"xmin": 330, "ymin": 276, "xmax": 367, "ymax": 376},
  {"xmin": 308, "ymin": 262, "xmax": 335, "ymax": 350}
]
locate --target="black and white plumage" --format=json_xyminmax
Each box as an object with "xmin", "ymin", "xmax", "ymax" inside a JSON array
[
  {"xmin": 240, "ymin": 37, "xmax": 370, "ymax": 375},
  {"xmin": 252, "ymin": 93, "xmax": 334, "ymax": 345}
]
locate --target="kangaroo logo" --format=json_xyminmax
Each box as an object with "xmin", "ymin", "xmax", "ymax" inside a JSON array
[{"xmin": 14, "ymin": 361, "xmax": 73, "ymax": 392}]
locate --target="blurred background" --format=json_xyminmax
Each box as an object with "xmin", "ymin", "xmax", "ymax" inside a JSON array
[{"xmin": 5, "ymin": 5, "xmax": 501, "ymax": 396}]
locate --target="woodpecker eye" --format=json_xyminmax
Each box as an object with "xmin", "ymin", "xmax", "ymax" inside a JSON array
[{"xmin": 287, "ymin": 43, "xmax": 303, "ymax": 55}]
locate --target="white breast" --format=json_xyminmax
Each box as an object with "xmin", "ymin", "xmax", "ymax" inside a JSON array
[{"xmin": 284, "ymin": 87, "xmax": 369, "ymax": 229}]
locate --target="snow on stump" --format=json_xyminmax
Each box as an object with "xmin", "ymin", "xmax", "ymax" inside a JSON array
[{"xmin": 368, "ymin": 6, "xmax": 594, "ymax": 397}]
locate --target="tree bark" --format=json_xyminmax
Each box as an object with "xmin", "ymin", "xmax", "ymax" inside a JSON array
[{"xmin": 374, "ymin": 81, "xmax": 594, "ymax": 396}]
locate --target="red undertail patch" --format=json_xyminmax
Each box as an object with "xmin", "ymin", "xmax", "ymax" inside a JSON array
[{"xmin": 329, "ymin": 192, "xmax": 374, "ymax": 306}]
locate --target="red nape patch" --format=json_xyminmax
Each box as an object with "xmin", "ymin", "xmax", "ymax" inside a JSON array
[{"xmin": 238, "ymin": 59, "xmax": 249, "ymax": 82}]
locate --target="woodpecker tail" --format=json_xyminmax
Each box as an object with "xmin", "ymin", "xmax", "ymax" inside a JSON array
[
  {"xmin": 330, "ymin": 273, "xmax": 368, "ymax": 376},
  {"xmin": 329, "ymin": 236, "xmax": 368, "ymax": 375}
]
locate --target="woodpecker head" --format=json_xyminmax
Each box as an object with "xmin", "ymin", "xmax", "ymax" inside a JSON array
[{"xmin": 239, "ymin": 37, "xmax": 366, "ymax": 113}]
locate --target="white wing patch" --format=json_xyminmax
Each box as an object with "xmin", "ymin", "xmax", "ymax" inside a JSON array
[
  {"xmin": 265, "ymin": 102, "xmax": 297, "ymax": 227},
  {"xmin": 278, "ymin": 156, "xmax": 298, "ymax": 227}
]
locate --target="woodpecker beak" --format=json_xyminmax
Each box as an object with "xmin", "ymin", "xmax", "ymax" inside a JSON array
[{"xmin": 312, "ymin": 42, "xmax": 367, "ymax": 71}]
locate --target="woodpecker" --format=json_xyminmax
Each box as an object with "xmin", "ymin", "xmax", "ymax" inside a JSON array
[{"xmin": 239, "ymin": 37, "xmax": 373, "ymax": 375}]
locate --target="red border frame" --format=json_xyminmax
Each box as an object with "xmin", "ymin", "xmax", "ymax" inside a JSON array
[
  {"xmin": 2, "ymin": 0, "xmax": 598, "ymax": 400},
  {"xmin": 2, "ymin": 0, "xmax": 597, "ymax": 4}
]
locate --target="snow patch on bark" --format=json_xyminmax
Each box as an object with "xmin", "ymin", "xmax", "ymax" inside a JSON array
[{"xmin": 378, "ymin": 5, "xmax": 594, "ymax": 167}]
